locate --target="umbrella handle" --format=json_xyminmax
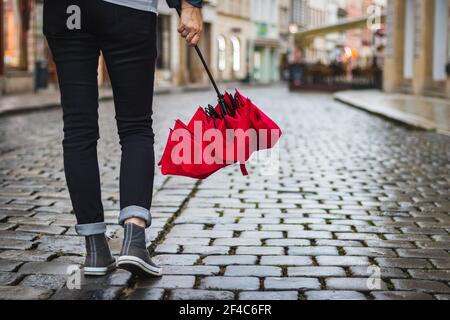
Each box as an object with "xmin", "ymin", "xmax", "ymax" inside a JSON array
[{"xmin": 175, "ymin": 8, "xmax": 228, "ymax": 116}]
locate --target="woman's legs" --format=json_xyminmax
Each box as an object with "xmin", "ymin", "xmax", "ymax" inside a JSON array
[
  {"xmin": 44, "ymin": 1, "xmax": 116, "ymax": 275},
  {"xmin": 97, "ymin": 4, "xmax": 157, "ymax": 228},
  {"xmin": 44, "ymin": 1, "xmax": 105, "ymax": 232},
  {"xmin": 45, "ymin": 0, "xmax": 160, "ymax": 276},
  {"xmin": 96, "ymin": 4, "xmax": 161, "ymax": 276},
  {"xmin": 45, "ymin": 1, "xmax": 157, "ymax": 231}
]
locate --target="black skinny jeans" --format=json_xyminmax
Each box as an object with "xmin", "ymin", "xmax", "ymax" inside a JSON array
[{"xmin": 44, "ymin": 0, "xmax": 156, "ymax": 234}]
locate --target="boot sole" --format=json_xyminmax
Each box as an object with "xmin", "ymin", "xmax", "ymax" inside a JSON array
[
  {"xmin": 117, "ymin": 256, "xmax": 162, "ymax": 278},
  {"xmin": 84, "ymin": 260, "xmax": 117, "ymax": 276}
]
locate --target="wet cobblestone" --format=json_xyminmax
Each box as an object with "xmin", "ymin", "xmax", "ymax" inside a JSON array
[{"xmin": 0, "ymin": 87, "xmax": 449, "ymax": 300}]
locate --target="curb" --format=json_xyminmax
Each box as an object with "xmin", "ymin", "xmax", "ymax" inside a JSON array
[
  {"xmin": 0, "ymin": 94, "xmax": 114, "ymax": 118},
  {"xmin": 0, "ymin": 85, "xmax": 213, "ymax": 118},
  {"xmin": 0, "ymin": 87, "xmax": 185, "ymax": 118},
  {"xmin": 333, "ymin": 93, "xmax": 450, "ymax": 136},
  {"xmin": 333, "ymin": 96, "xmax": 427, "ymax": 131},
  {"xmin": 0, "ymin": 102, "xmax": 62, "ymax": 118}
]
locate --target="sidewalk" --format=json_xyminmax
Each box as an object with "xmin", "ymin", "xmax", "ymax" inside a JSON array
[
  {"xmin": 0, "ymin": 82, "xmax": 250, "ymax": 117},
  {"xmin": 0, "ymin": 88, "xmax": 114, "ymax": 117},
  {"xmin": 334, "ymin": 90, "xmax": 450, "ymax": 136},
  {"xmin": 0, "ymin": 85, "xmax": 207, "ymax": 117}
]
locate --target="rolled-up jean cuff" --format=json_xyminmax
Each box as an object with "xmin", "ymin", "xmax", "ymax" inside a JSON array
[
  {"xmin": 119, "ymin": 206, "xmax": 151, "ymax": 228},
  {"xmin": 75, "ymin": 222, "xmax": 107, "ymax": 236}
]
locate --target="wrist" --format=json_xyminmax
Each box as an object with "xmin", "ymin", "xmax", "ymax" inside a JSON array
[
  {"xmin": 181, "ymin": 1, "xmax": 194, "ymax": 9},
  {"xmin": 181, "ymin": 0, "xmax": 200, "ymax": 10}
]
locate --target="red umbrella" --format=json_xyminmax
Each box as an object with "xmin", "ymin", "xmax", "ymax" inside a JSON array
[
  {"xmin": 158, "ymin": 11, "xmax": 282, "ymax": 179},
  {"xmin": 158, "ymin": 87, "xmax": 282, "ymax": 179}
]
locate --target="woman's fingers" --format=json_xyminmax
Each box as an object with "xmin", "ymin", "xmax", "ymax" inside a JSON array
[
  {"xmin": 189, "ymin": 34, "xmax": 201, "ymax": 46},
  {"xmin": 181, "ymin": 30, "xmax": 190, "ymax": 38},
  {"xmin": 185, "ymin": 32, "xmax": 193, "ymax": 42},
  {"xmin": 185, "ymin": 29, "xmax": 201, "ymax": 46},
  {"xmin": 179, "ymin": 26, "xmax": 202, "ymax": 45},
  {"xmin": 177, "ymin": 24, "xmax": 185, "ymax": 34},
  {"xmin": 179, "ymin": 22, "xmax": 201, "ymax": 39},
  {"xmin": 178, "ymin": 6, "xmax": 203, "ymax": 45},
  {"xmin": 178, "ymin": 25, "xmax": 187, "ymax": 37}
]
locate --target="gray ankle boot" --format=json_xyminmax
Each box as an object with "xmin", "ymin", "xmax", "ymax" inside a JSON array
[
  {"xmin": 84, "ymin": 234, "xmax": 116, "ymax": 276},
  {"xmin": 117, "ymin": 223, "xmax": 162, "ymax": 277}
]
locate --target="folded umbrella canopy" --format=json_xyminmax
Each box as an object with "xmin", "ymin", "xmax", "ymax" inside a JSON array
[{"xmin": 158, "ymin": 11, "xmax": 282, "ymax": 179}]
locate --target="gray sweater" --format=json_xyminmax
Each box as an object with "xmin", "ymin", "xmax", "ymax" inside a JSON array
[{"xmin": 102, "ymin": 0, "xmax": 202, "ymax": 13}]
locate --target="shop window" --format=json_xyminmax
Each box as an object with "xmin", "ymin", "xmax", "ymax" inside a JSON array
[
  {"xmin": 3, "ymin": 0, "xmax": 20, "ymax": 68},
  {"xmin": 3, "ymin": 0, "xmax": 31, "ymax": 70},
  {"xmin": 230, "ymin": 36, "xmax": 241, "ymax": 72},
  {"xmin": 217, "ymin": 35, "xmax": 226, "ymax": 71},
  {"xmin": 253, "ymin": 50, "xmax": 262, "ymax": 81},
  {"xmin": 433, "ymin": 0, "xmax": 448, "ymax": 81},
  {"xmin": 403, "ymin": 0, "xmax": 415, "ymax": 79}
]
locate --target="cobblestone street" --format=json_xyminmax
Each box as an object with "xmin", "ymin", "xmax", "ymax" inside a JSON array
[{"xmin": 0, "ymin": 86, "xmax": 449, "ymax": 300}]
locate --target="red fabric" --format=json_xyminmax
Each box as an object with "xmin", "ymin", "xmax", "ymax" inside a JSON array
[
  {"xmin": 158, "ymin": 90, "xmax": 282, "ymax": 179},
  {"xmin": 159, "ymin": 120, "xmax": 228, "ymax": 179}
]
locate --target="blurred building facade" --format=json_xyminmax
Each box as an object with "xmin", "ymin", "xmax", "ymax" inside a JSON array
[
  {"xmin": 344, "ymin": 0, "xmax": 379, "ymax": 68},
  {"xmin": 1, "ymin": 0, "xmax": 41, "ymax": 94},
  {"xmin": 383, "ymin": 0, "xmax": 450, "ymax": 99},
  {"xmin": 215, "ymin": 0, "xmax": 252, "ymax": 82},
  {"xmin": 3, "ymin": 0, "xmax": 450, "ymax": 99},
  {"xmin": 290, "ymin": 0, "xmax": 346, "ymax": 64},
  {"xmin": 1, "ymin": 0, "xmax": 293, "ymax": 94},
  {"xmin": 156, "ymin": 0, "xmax": 217, "ymax": 87},
  {"xmin": 291, "ymin": 0, "xmax": 386, "ymax": 66},
  {"xmin": 278, "ymin": 0, "xmax": 291, "ymax": 80},
  {"xmin": 249, "ymin": 0, "xmax": 281, "ymax": 83}
]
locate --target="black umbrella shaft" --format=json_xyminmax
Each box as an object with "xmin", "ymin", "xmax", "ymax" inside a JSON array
[{"xmin": 193, "ymin": 45, "xmax": 221, "ymax": 98}]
